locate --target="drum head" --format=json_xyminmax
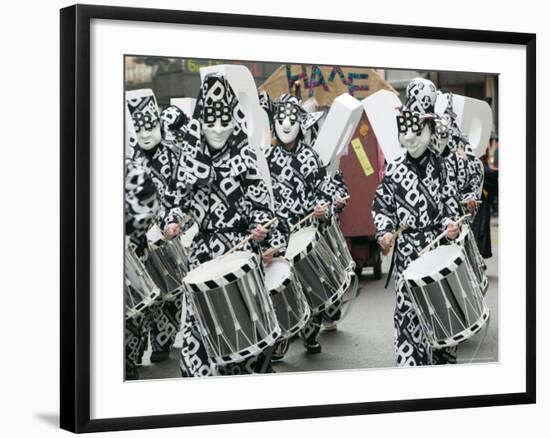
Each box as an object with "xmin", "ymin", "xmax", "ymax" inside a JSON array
[
  {"xmin": 403, "ymin": 244, "xmax": 464, "ymax": 282},
  {"xmin": 285, "ymin": 226, "xmax": 317, "ymax": 262},
  {"xmin": 264, "ymin": 258, "xmax": 292, "ymax": 294},
  {"xmin": 184, "ymin": 250, "xmax": 255, "ymax": 288}
]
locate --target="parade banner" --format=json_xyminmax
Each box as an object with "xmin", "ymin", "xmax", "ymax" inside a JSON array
[{"xmin": 260, "ymin": 64, "xmax": 395, "ymax": 106}]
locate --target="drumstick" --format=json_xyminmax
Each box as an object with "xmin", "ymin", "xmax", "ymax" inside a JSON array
[
  {"xmin": 225, "ymin": 217, "xmax": 278, "ymax": 255},
  {"xmin": 380, "ymin": 224, "xmax": 408, "ymax": 256},
  {"xmin": 290, "ymin": 202, "xmax": 329, "ymax": 231},
  {"xmin": 460, "ymin": 200, "xmax": 482, "ymax": 205},
  {"xmin": 262, "ymin": 245, "xmax": 282, "ymax": 257},
  {"xmin": 418, "ymin": 214, "xmax": 471, "ymax": 256}
]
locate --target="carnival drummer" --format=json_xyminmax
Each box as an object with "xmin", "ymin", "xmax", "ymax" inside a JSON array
[
  {"xmin": 169, "ymin": 73, "xmax": 279, "ymax": 377},
  {"xmin": 372, "ymin": 78, "xmax": 460, "ymax": 366},
  {"xmin": 126, "ymin": 90, "xmax": 188, "ymax": 364},
  {"xmin": 124, "ymin": 156, "xmax": 159, "ymax": 380},
  {"xmin": 264, "ymin": 93, "xmax": 341, "ymax": 355},
  {"xmin": 434, "ymin": 90, "xmax": 484, "ymax": 216}
]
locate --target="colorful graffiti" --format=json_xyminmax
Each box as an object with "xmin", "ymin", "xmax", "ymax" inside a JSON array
[{"xmin": 286, "ymin": 65, "xmax": 369, "ymax": 97}]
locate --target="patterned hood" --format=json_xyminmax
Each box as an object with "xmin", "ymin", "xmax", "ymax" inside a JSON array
[
  {"xmin": 181, "ymin": 73, "xmax": 249, "ymax": 187},
  {"xmin": 274, "ymin": 93, "xmax": 325, "ymax": 136},
  {"xmin": 398, "ymin": 78, "xmax": 450, "ymax": 155}
]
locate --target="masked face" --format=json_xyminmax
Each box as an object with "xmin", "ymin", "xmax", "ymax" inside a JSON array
[
  {"xmin": 133, "ymin": 112, "xmax": 161, "ymax": 150},
  {"xmin": 399, "ymin": 123, "xmax": 431, "ymax": 158},
  {"xmin": 274, "ymin": 103, "xmax": 301, "ymax": 145},
  {"xmin": 202, "ymin": 117, "xmax": 235, "ymax": 150}
]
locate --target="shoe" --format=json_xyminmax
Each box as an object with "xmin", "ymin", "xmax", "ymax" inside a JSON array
[
  {"xmin": 322, "ymin": 322, "xmax": 338, "ymax": 332},
  {"xmin": 150, "ymin": 350, "xmax": 170, "ymax": 363},
  {"xmin": 305, "ymin": 342, "xmax": 322, "ymax": 354}
]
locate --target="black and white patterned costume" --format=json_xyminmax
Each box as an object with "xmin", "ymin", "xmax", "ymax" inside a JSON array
[
  {"xmin": 437, "ymin": 92, "xmax": 484, "ymax": 211},
  {"xmin": 266, "ymin": 94, "xmax": 340, "ymax": 351},
  {"xmin": 175, "ymin": 74, "xmax": 277, "ymax": 376},
  {"xmin": 373, "ymin": 150, "xmax": 460, "ymax": 366},
  {"xmin": 373, "ymin": 78, "xmax": 460, "ymax": 366},
  {"xmin": 124, "ymin": 157, "xmax": 159, "ymax": 378},
  {"xmin": 126, "ymin": 93, "xmax": 188, "ymax": 357}
]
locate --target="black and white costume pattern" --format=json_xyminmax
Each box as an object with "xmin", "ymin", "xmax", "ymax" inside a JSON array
[
  {"xmin": 437, "ymin": 92, "xmax": 484, "ymax": 211},
  {"xmin": 265, "ymin": 94, "xmax": 339, "ymax": 349},
  {"xmin": 373, "ymin": 150, "xmax": 460, "ymax": 366},
  {"xmin": 174, "ymin": 74, "xmax": 277, "ymax": 376},
  {"xmin": 374, "ymin": 79, "xmax": 461, "ymax": 366},
  {"xmin": 264, "ymin": 139, "xmax": 331, "ymax": 228},
  {"xmin": 124, "ymin": 157, "xmax": 160, "ymax": 377},
  {"xmin": 127, "ymin": 94, "xmax": 188, "ymax": 357}
]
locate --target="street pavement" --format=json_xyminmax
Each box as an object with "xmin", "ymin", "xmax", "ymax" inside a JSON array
[{"xmin": 138, "ymin": 222, "xmax": 499, "ymax": 380}]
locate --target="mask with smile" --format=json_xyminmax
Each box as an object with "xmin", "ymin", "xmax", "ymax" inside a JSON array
[
  {"xmin": 201, "ymin": 100, "xmax": 235, "ymax": 150},
  {"xmin": 126, "ymin": 90, "xmax": 162, "ymax": 151},
  {"xmin": 396, "ymin": 110, "xmax": 431, "ymax": 158}
]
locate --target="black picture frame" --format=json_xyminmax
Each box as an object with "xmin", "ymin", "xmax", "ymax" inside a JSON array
[{"xmin": 60, "ymin": 3, "xmax": 536, "ymax": 433}]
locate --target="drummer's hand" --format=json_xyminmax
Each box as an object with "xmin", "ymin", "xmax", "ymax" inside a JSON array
[
  {"xmin": 163, "ymin": 223, "xmax": 180, "ymax": 240},
  {"xmin": 335, "ymin": 196, "xmax": 347, "ymax": 209},
  {"xmin": 446, "ymin": 222, "xmax": 459, "ymax": 240},
  {"xmin": 314, "ymin": 203, "xmax": 327, "ymax": 219},
  {"xmin": 251, "ymin": 224, "xmax": 268, "ymax": 242},
  {"xmin": 378, "ymin": 232, "xmax": 394, "ymax": 253},
  {"xmin": 465, "ymin": 199, "xmax": 477, "ymax": 213},
  {"xmin": 263, "ymin": 254, "xmax": 274, "ymax": 265}
]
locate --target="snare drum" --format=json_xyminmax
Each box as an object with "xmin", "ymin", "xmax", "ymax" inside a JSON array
[
  {"xmin": 285, "ymin": 226, "xmax": 348, "ymax": 314},
  {"xmin": 183, "ymin": 251, "xmax": 281, "ymax": 365},
  {"xmin": 125, "ymin": 247, "xmax": 161, "ymax": 320},
  {"xmin": 322, "ymin": 217, "xmax": 355, "ymax": 271},
  {"xmin": 403, "ymin": 244, "xmax": 490, "ymax": 349},
  {"xmin": 146, "ymin": 238, "xmax": 188, "ymax": 300},
  {"xmin": 264, "ymin": 257, "xmax": 311, "ymax": 339},
  {"xmin": 456, "ymin": 223, "xmax": 488, "ymax": 295}
]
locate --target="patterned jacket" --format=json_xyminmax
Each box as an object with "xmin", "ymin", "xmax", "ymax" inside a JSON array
[
  {"xmin": 124, "ymin": 157, "xmax": 160, "ymax": 261},
  {"xmin": 372, "ymin": 150, "xmax": 459, "ymax": 273},
  {"xmin": 264, "ymin": 140, "xmax": 332, "ymax": 231}
]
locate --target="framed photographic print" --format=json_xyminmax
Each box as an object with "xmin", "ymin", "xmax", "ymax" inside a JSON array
[{"xmin": 60, "ymin": 4, "xmax": 536, "ymax": 433}]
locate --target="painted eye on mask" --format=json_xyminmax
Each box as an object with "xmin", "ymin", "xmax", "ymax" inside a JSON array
[
  {"xmin": 396, "ymin": 110, "xmax": 427, "ymax": 136},
  {"xmin": 132, "ymin": 111, "xmax": 159, "ymax": 132},
  {"xmin": 275, "ymin": 103, "xmax": 299, "ymax": 125},
  {"xmin": 203, "ymin": 101, "xmax": 232, "ymax": 125}
]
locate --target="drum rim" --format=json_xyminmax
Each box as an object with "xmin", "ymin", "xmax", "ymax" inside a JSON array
[
  {"xmin": 184, "ymin": 251, "xmax": 257, "ymax": 292},
  {"xmin": 424, "ymin": 308, "xmax": 491, "ymax": 349},
  {"xmin": 209, "ymin": 325, "xmax": 282, "ymax": 365},
  {"xmin": 403, "ymin": 244, "xmax": 466, "ymax": 284}
]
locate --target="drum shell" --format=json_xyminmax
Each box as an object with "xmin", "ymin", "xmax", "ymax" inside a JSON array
[
  {"xmin": 267, "ymin": 266, "xmax": 311, "ymax": 339},
  {"xmin": 125, "ymin": 247, "xmax": 160, "ymax": 319},
  {"xmin": 146, "ymin": 239, "xmax": 188, "ymax": 299},
  {"xmin": 185, "ymin": 258, "xmax": 281, "ymax": 365},
  {"xmin": 322, "ymin": 219, "xmax": 355, "ymax": 271},
  {"xmin": 404, "ymin": 245, "xmax": 490, "ymax": 348},
  {"xmin": 457, "ymin": 224, "xmax": 488, "ymax": 295},
  {"xmin": 290, "ymin": 235, "xmax": 349, "ymax": 314}
]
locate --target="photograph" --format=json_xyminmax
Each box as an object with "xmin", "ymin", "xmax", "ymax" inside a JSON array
[{"xmin": 123, "ymin": 56, "xmax": 500, "ymax": 381}]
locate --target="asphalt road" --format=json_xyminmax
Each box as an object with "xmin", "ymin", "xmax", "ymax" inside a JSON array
[{"xmin": 138, "ymin": 222, "xmax": 498, "ymax": 380}]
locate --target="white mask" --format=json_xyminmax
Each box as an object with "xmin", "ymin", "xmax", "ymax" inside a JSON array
[
  {"xmin": 275, "ymin": 116, "xmax": 300, "ymax": 145},
  {"xmin": 399, "ymin": 123, "xmax": 431, "ymax": 158},
  {"xmin": 136, "ymin": 124, "xmax": 162, "ymax": 151},
  {"xmin": 202, "ymin": 117, "xmax": 235, "ymax": 150}
]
